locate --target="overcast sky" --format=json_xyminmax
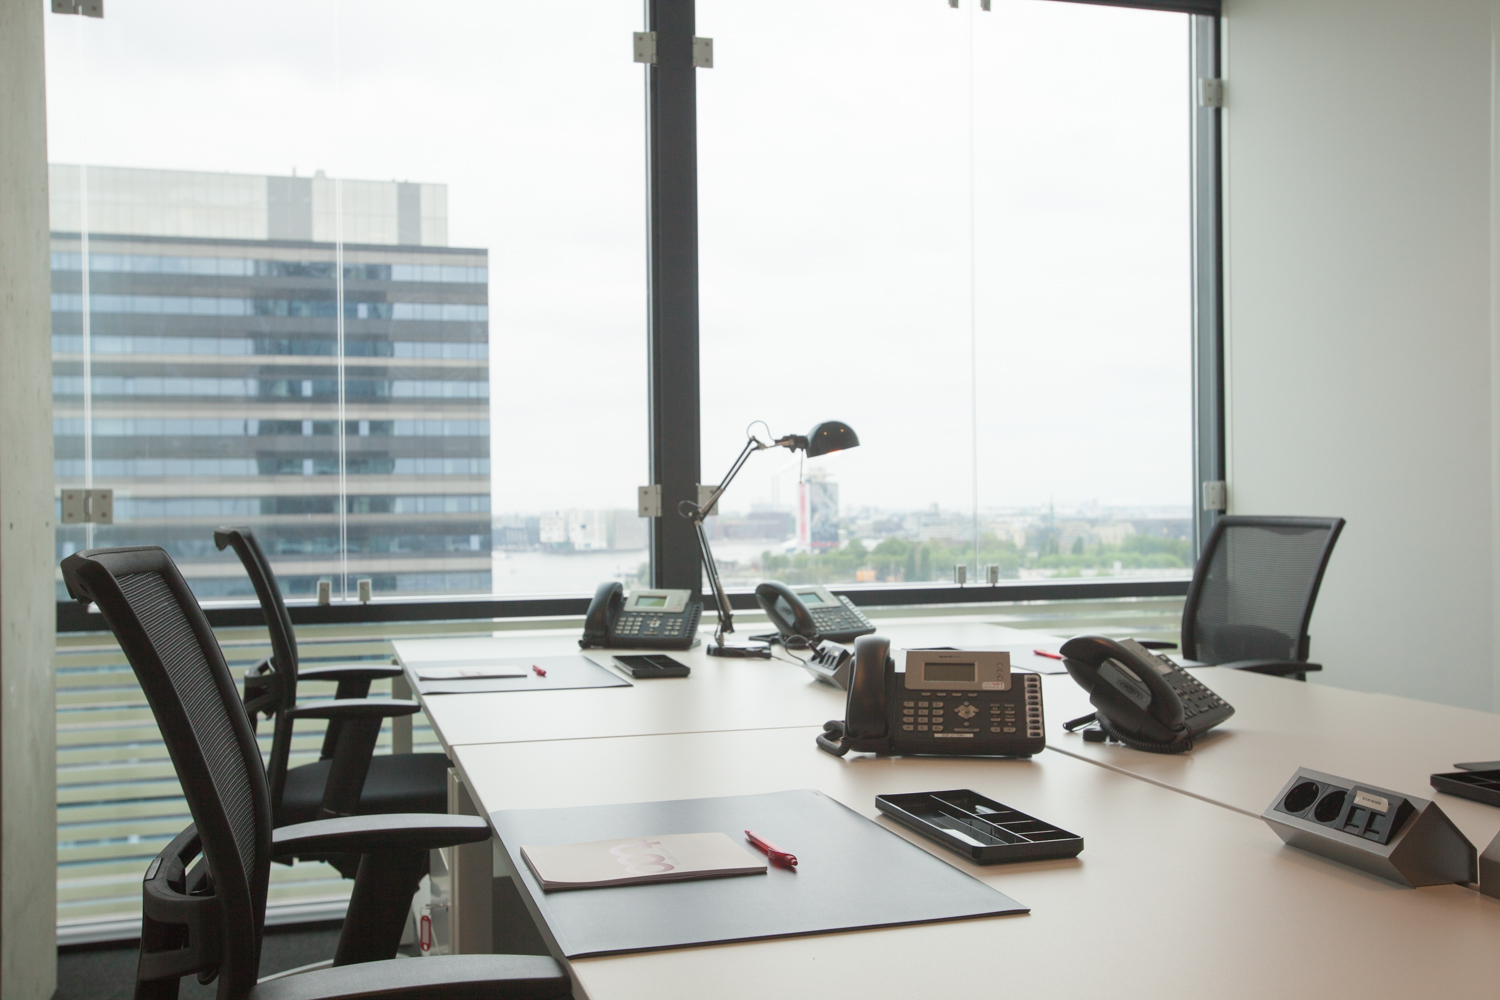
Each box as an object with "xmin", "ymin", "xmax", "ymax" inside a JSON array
[{"xmin": 45, "ymin": 0, "xmax": 1191, "ymax": 518}]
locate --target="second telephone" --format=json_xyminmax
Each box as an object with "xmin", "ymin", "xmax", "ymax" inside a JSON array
[
  {"xmin": 817, "ymin": 636, "xmax": 1045, "ymax": 758},
  {"xmin": 1060, "ymin": 635, "xmax": 1234, "ymax": 754},
  {"xmin": 755, "ymin": 581, "xmax": 876, "ymax": 644},
  {"xmin": 580, "ymin": 582, "xmax": 702, "ymax": 650}
]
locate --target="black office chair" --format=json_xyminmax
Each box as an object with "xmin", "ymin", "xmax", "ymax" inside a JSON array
[
  {"xmin": 212, "ymin": 528, "xmax": 450, "ymax": 833},
  {"xmin": 1180, "ymin": 515, "xmax": 1345, "ymax": 681},
  {"xmin": 60, "ymin": 545, "xmax": 569, "ymax": 999}
]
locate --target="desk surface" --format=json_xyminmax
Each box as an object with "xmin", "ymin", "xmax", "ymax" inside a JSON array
[
  {"xmin": 1041, "ymin": 667, "xmax": 1500, "ymax": 848},
  {"xmin": 393, "ymin": 621, "xmax": 1065, "ymax": 750},
  {"xmin": 454, "ymin": 726, "xmax": 1500, "ymax": 1000}
]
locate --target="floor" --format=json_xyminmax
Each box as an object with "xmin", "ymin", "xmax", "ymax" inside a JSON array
[
  {"xmin": 54, "ymin": 877, "xmax": 551, "ymax": 1000},
  {"xmin": 56, "ymin": 922, "xmax": 346, "ymax": 1000}
]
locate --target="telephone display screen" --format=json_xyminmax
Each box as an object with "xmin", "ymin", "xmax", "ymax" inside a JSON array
[
  {"xmin": 635, "ymin": 595, "xmax": 667, "ymax": 608},
  {"xmin": 925, "ymin": 662, "xmax": 977, "ymax": 682},
  {"xmin": 795, "ymin": 591, "xmax": 826, "ymax": 605}
]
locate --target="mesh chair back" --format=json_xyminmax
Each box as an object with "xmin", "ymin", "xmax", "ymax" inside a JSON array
[
  {"xmin": 62, "ymin": 546, "xmax": 271, "ymax": 998},
  {"xmin": 214, "ymin": 527, "xmax": 299, "ymax": 687},
  {"xmin": 1181, "ymin": 516, "xmax": 1345, "ymax": 665},
  {"xmin": 214, "ymin": 527, "xmax": 307, "ymax": 806}
]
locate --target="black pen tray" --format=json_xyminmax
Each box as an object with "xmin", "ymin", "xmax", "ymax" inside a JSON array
[
  {"xmin": 876, "ymin": 789, "xmax": 1083, "ymax": 865},
  {"xmin": 1430, "ymin": 768, "xmax": 1500, "ymax": 808}
]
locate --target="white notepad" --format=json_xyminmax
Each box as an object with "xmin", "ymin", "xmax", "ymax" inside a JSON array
[
  {"xmin": 413, "ymin": 663, "xmax": 530, "ymax": 681},
  {"xmin": 521, "ymin": 832, "xmax": 767, "ymax": 892}
]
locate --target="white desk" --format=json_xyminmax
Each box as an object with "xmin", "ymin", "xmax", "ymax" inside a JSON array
[
  {"xmin": 392, "ymin": 621, "xmax": 1065, "ymax": 750},
  {"xmin": 1041, "ymin": 667, "xmax": 1500, "ymax": 848},
  {"xmin": 454, "ymin": 726, "xmax": 1500, "ymax": 1000}
]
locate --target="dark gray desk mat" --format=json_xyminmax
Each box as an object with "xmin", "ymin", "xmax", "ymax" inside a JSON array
[
  {"xmin": 490, "ymin": 789, "xmax": 1027, "ymax": 958},
  {"xmin": 410, "ymin": 655, "xmax": 630, "ymax": 696}
]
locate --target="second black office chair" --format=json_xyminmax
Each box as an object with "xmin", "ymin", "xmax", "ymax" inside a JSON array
[
  {"xmin": 213, "ymin": 527, "xmax": 450, "ymax": 831},
  {"xmin": 61, "ymin": 545, "xmax": 568, "ymax": 999},
  {"xmin": 1179, "ymin": 515, "xmax": 1345, "ymax": 681}
]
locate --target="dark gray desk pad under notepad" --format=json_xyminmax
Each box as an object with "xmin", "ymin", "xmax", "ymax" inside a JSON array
[
  {"xmin": 490, "ymin": 789, "xmax": 1027, "ymax": 957},
  {"xmin": 409, "ymin": 655, "xmax": 630, "ymax": 696}
]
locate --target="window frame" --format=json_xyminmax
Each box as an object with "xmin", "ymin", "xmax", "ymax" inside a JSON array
[{"xmin": 55, "ymin": 0, "xmax": 1222, "ymax": 633}]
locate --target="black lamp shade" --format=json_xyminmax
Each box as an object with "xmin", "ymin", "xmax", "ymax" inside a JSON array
[{"xmin": 805, "ymin": 420, "xmax": 859, "ymax": 458}]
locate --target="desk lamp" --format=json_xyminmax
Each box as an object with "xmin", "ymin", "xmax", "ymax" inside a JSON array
[{"xmin": 679, "ymin": 420, "xmax": 860, "ymax": 658}]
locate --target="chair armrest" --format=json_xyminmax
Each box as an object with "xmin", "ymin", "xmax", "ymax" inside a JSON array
[
  {"xmin": 272, "ymin": 813, "xmax": 491, "ymax": 856},
  {"xmin": 286, "ymin": 698, "xmax": 420, "ymax": 721},
  {"xmin": 1219, "ymin": 659, "xmax": 1322, "ymax": 677},
  {"xmin": 297, "ymin": 663, "xmax": 403, "ymax": 684},
  {"xmin": 249, "ymin": 954, "xmax": 569, "ymax": 1000}
]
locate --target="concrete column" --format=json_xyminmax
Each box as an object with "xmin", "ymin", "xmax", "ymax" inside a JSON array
[{"xmin": 0, "ymin": 2, "xmax": 59, "ymax": 997}]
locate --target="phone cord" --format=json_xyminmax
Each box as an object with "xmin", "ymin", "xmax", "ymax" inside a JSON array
[
  {"xmin": 1096, "ymin": 715, "xmax": 1195, "ymax": 755},
  {"xmin": 816, "ymin": 720, "xmax": 851, "ymax": 757}
]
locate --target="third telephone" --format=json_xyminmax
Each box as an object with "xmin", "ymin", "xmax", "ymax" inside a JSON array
[
  {"xmin": 817, "ymin": 637, "xmax": 1045, "ymax": 758},
  {"xmin": 580, "ymin": 582, "xmax": 702, "ymax": 650},
  {"xmin": 1060, "ymin": 635, "xmax": 1233, "ymax": 753}
]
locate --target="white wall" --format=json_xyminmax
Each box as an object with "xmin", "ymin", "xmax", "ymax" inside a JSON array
[
  {"xmin": 1221, "ymin": 0, "xmax": 1500, "ymax": 708},
  {"xmin": 0, "ymin": 1, "xmax": 58, "ymax": 996}
]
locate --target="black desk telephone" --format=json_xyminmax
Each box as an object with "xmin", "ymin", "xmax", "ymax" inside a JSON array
[
  {"xmin": 1060, "ymin": 635, "xmax": 1234, "ymax": 754},
  {"xmin": 580, "ymin": 582, "xmax": 702, "ymax": 650},
  {"xmin": 755, "ymin": 581, "xmax": 876, "ymax": 644},
  {"xmin": 817, "ymin": 636, "xmax": 1046, "ymax": 758}
]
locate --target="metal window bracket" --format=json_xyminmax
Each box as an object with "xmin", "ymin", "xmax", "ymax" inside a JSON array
[
  {"xmin": 1198, "ymin": 78, "xmax": 1225, "ymax": 109},
  {"xmin": 693, "ymin": 37, "xmax": 714, "ymax": 68},
  {"xmin": 51, "ymin": 0, "xmax": 103, "ymax": 16},
  {"xmin": 695, "ymin": 484, "xmax": 719, "ymax": 516},
  {"xmin": 638, "ymin": 485, "xmax": 663, "ymax": 518},
  {"xmin": 1202, "ymin": 480, "xmax": 1228, "ymax": 512},
  {"xmin": 634, "ymin": 31, "xmax": 712, "ymax": 68},
  {"xmin": 633, "ymin": 31, "xmax": 657, "ymax": 64},
  {"xmin": 61, "ymin": 488, "xmax": 113, "ymax": 525}
]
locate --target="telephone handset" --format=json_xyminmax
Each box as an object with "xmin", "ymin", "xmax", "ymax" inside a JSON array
[
  {"xmin": 817, "ymin": 636, "xmax": 1045, "ymax": 758},
  {"xmin": 1059, "ymin": 635, "xmax": 1234, "ymax": 754},
  {"xmin": 755, "ymin": 580, "xmax": 877, "ymax": 644},
  {"xmin": 580, "ymin": 582, "xmax": 702, "ymax": 650}
]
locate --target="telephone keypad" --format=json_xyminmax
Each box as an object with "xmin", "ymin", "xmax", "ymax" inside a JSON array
[
  {"xmin": 892, "ymin": 672, "xmax": 1045, "ymax": 756},
  {"xmin": 1155, "ymin": 653, "xmax": 1235, "ymax": 735},
  {"xmin": 807, "ymin": 595, "xmax": 877, "ymax": 642},
  {"xmin": 602, "ymin": 603, "xmax": 703, "ymax": 650}
]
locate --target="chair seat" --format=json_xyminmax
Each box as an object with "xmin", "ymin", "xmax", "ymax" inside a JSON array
[{"xmin": 276, "ymin": 751, "xmax": 452, "ymax": 827}]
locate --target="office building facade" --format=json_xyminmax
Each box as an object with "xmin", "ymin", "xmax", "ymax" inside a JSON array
[{"xmin": 50, "ymin": 165, "xmax": 491, "ymax": 598}]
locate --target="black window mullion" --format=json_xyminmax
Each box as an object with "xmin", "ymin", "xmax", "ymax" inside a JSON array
[{"xmin": 645, "ymin": 0, "xmax": 703, "ymax": 596}]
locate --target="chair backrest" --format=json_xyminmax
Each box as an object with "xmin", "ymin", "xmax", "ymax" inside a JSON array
[
  {"xmin": 1181, "ymin": 515, "xmax": 1346, "ymax": 664},
  {"xmin": 62, "ymin": 546, "xmax": 271, "ymax": 999},
  {"xmin": 214, "ymin": 527, "xmax": 300, "ymax": 688}
]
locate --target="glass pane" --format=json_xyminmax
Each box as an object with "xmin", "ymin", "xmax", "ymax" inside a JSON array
[
  {"xmin": 332, "ymin": 2, "xmax": 648, "ymax": 598},
  {"xmin": 697, "ymin": 0, "xmax": 1193, "ymax": 589},
  {"xmin": 973, "ymin": 2, "xmax": 1194, "ymax": 583},
  {"xmin": 47, "ymin": 2, "xmax": 344, "ymax": 600},
  {"xmin": 49, "ymin": 1, "xmax": 648, "ymax": 602}
]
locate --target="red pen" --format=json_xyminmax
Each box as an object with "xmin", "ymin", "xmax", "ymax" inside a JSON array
[
  {"xmin": 1034, "ymin": 649, "xmax": 1063, "ymax": 660},
  {"xmin": 745, "ymin": 830, "xmax": 798, "ymax": 869},
  {"xmin": 532, "ymin": 665, "xmax": 547, "ymax": 677}
]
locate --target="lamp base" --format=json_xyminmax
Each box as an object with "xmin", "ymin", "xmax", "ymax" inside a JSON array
[{"xmin": 707, "ymin": 643, "xmax": 773, "ymax": 659}]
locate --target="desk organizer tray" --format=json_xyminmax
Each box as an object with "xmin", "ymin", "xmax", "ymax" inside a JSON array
[
  {"xmin": 1430, "ymin": 768, "xmax": 1500, "ymax": 808},
  {"xmin": 875, "ymin": 789, "xmax": 1083, "ymax": 864}
]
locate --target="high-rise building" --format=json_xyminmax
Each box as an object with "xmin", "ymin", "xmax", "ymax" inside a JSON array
[{"xmin": 50, "ymin": 165, "xmax": 491, "ymax": 599}]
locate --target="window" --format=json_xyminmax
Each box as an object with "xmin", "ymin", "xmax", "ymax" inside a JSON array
[
  {"xmin": 697, "ymin": 0, "xmax": 1195, "ymax": 588},
  {"xmin": 46, "ymin": 1, "xmax": 648, "ymax": 605}
]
